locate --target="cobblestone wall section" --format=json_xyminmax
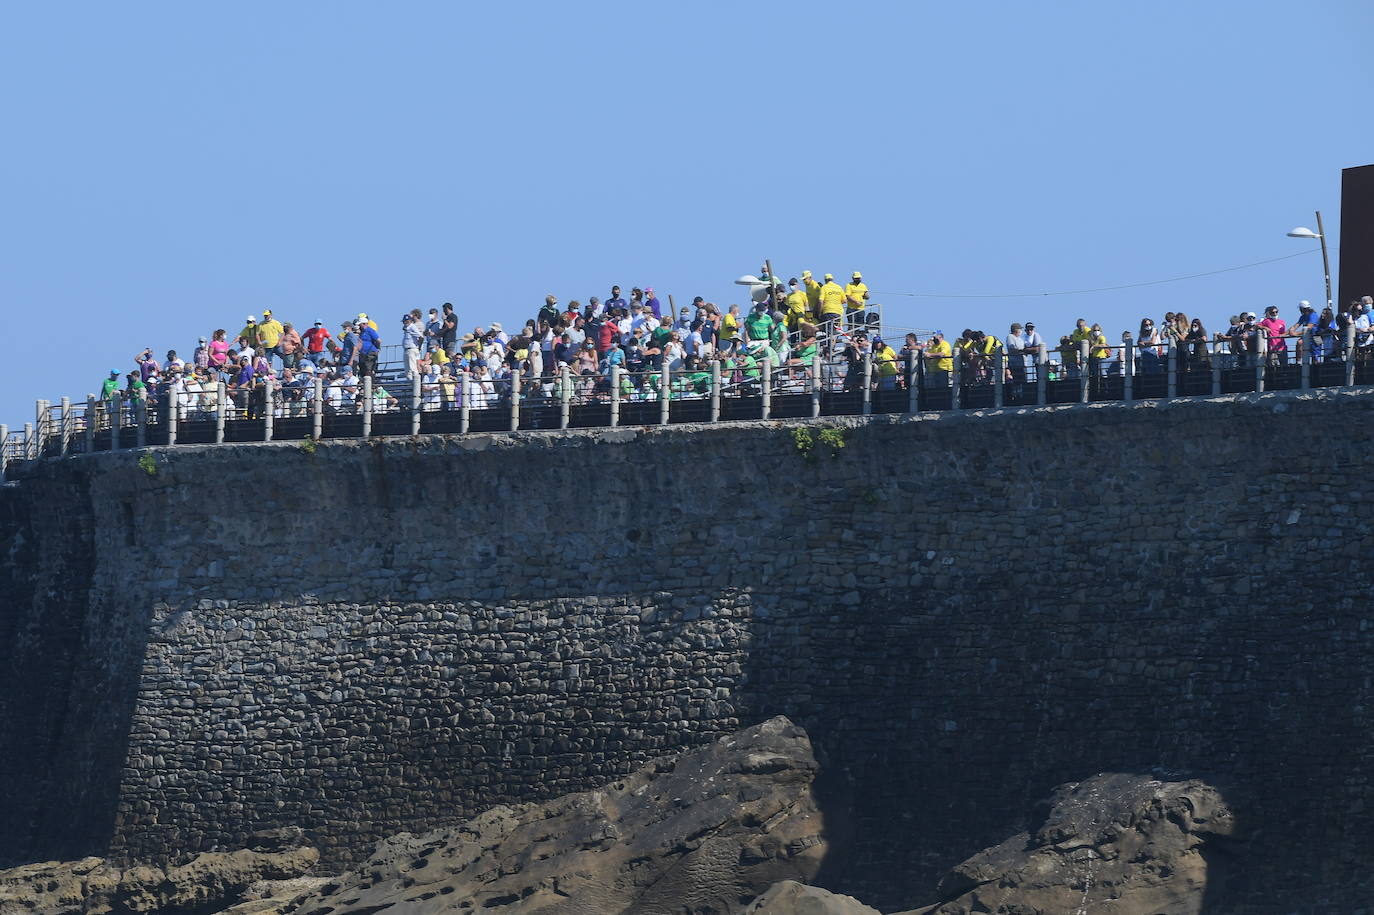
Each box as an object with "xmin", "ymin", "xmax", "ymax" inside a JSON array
[{"xmin": 1, "ymin": 388, "xmax": 1372, "ymax": 911}]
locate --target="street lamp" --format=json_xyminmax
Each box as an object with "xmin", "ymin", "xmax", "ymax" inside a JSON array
[{"xmin": 1287, "ymin": 210, "xmax": 1332, "ymax": 310}]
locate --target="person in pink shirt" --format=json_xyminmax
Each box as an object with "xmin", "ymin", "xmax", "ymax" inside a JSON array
[
  {"xmin": 207, "ymin": 329, "xmax": 230, "ymax": 370},
  {"xmin": 1257, "ymin": 306, "xmax": 1288, "ymax": 367}
]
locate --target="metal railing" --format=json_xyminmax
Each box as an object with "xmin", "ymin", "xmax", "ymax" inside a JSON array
[{"xmin": 3, "ymin": 326, "xmax": 1371, "ymax": 481}]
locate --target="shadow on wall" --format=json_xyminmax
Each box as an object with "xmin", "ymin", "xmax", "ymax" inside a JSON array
[
  {"xmin": 733, "ymin": 574, "xmax": 1344, "ymax": 913},
  {"xmin": 0, "ymin": 476, "xmax": 154, "ymax": 867}
]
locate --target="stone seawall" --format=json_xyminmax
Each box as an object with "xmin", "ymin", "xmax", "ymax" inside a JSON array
[{"xmin": 2, "ymin": 389, "xmax": 1372, "ymax": 911}]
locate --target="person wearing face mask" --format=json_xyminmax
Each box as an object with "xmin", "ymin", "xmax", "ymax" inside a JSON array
[
  {"xmin": 1257, "ymin": 306, "xmax": 1288, "ymax": 368},
  {"xmin": 1137, "ymin": 317, "xmax": 1161, "ymax": 374}
]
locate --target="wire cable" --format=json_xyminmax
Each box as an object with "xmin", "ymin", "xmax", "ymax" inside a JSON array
[{"xmin": 873, "ymin": 249, "xmax": 1318, "ymax": 300}]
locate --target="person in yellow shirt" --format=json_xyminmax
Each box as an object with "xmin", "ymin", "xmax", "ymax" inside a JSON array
[
  {"xmin": 924, "ymin": 331, "xmax": 952, "ymax": 388},
  {"xmin": 872, "ymin": 336, "xmax": 899, "ymax": 390},
  {"xmin": 802, "ymin": 270, "xmax": 822, "ymax": 323},
  {"xmin": 818, "ymin": 273, "xmax": 846, "ymax": 339},
  {"xmin": 257, "ymin": 309, "xmax": 284, "ymax": 355},
  {"xmin": 784, "ymin": 278, "xmax": 809, "ymax": 334},
  {"xmin": 238, "ymin": 314, "xmax": 260, "ymax": 353},
  {"xmin": 844, "ymin": 272, "xmax": 869, "ymax": 331}
]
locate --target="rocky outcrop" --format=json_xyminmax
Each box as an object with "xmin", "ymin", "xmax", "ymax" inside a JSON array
[
  {"xmin": 0, "ymin": 829, "xmax": 318, "ymax": 915},
  {"xmin": 902, "ymin": 773, "xmax": 1235, "ymax": 915},
  {"xmin": 744, "ymin": 881, "xmax": 881, "ymax": 914},
  {"xmin": 262, "ymin": 715, "xmax": 825, "ymax": 914}
]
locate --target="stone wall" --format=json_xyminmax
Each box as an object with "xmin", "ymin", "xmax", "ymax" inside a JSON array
[{"xmin": 2, "ymin": 389, "xmax": 1372, "ymax": 911}]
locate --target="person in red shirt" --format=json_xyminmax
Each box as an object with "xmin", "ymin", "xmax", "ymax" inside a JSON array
[
  {"xmin": 302, "ymin": 321, "xmax": 332, "ymax": 367},
  {"xmin": 1257, "ymin": 306, "xmax": 1288, "ymax": 367}
]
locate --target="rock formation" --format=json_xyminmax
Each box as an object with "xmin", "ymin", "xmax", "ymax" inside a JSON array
[
  {"xmin": 902, "ymin": 773, "xmax": 1235, "ymax": 915},
  {"xmin": 744, "ymin": 880, "xmax": 881, "ymax": 914},
  {"xmin": 0, "ymin": 716, "xmax": 825, "ymax": 914},
  {"xmin": 0, "ymin": 829, "xmax": 319, "ymax": 915},
  {"xmin": 267, "ymin": 715, "xmax": 825, "ymax": 914}
]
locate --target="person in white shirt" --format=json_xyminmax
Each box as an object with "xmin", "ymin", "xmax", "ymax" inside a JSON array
[{"xmin": 1022, "ymin": 321, "xmax": 1045, "ymax": 379}]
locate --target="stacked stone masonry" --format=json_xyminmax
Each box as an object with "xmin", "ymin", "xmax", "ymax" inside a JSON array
[{"xmin": 1, "ymin": 388, "xmax": 1372, "ymax": 912}]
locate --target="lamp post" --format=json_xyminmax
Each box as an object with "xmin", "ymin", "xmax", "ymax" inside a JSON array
[{"xmin": 1287, "ymin": 211, "xmax": 1332, "ymax": 310}]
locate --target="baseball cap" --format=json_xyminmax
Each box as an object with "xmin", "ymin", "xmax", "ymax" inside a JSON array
[
  {"xmin": 852, "ymin": 271, "xmax": 862, "ymax": 279},
  {"xmin": 802, "ymin": 270, "xmax": 813, "ymax": 279},
  {"xmin": 824, "ymin": 273, "xmax": 834, "ymax": 280},
  {"xmin": 198, "ymin": 336, "xmax": 207, "ymax": 343},
  {"xmin": 245, "ymin": 314, "xmax": 254, "ymax": 322},
  {"xmin": 263, "ymin": 310, "xmax": 272, "ymax": 317}
]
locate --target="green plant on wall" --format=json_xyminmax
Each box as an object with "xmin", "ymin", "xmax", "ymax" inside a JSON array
[
  {"xmin": 137, "ymin": 453, "xmax": 157, "ymax": 476},
  {"xmin": 791, "ymin": 425, "xmax": 847, "ymax": 463},
  {"xmin": 299, "ymin": 435, "xmax": 317, "ymax": 455}
]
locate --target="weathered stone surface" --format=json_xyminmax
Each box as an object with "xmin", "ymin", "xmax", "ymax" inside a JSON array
[
  {"xmin": 261, "ymin": 716, "xmax": 824, "ymax": 914},
  {"xmin": 745, "ymin": 881, "xmax": 881, "ymax": 914},
  {"xmin": 1, "ymin": 390, "xmax": 1372, "ymax": 912},
  {"xmin": 902, "ymin": 774, "xmax": 1235, "ymax": 915},
  {"xmin": 0, "ymin": 839, "xmax": 318, "ymax": 915}
]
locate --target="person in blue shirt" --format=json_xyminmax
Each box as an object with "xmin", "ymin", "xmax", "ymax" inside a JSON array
[{"xmin": 358, "ymin": 321, "xmax": 382, "ymax": 379}]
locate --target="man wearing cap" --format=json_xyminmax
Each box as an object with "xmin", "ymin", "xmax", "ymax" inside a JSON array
[
  {"xmin": 357, "ymin": 318, "xmax": 380, "ymax": 378},
  {"xmin": 844, "ymin": 272, "xmax": 870, "ymax": 331},
  {"xmin": 101, "ymin": 369, "xmax": 121, "ymax": 402},
  {"xmin": 924, "ymin": 331, "xmax": 952, "ymax": 391},
  {"xmin": 302, "ymin": 321, "xmax": 332, "ymax": 366},
  {"xmin": 645, "ymin": 287, "xmax": 662, "ymax": 321},
  {"xmin": 784, "ymin": 279, "xmax": 808, "ymax": 335},
  {"xmin": 802, "ymin": 271, "xmax": 822, "ymax": 323},
  {"xmin": 238, "ymin": 315, "xmax": 260, "ymax": 351},
  {"xmin": 257, "ymin": 309, "xmax": 284, "ymax": 358},
  {"xmin": 818, "ymin": 273, "xmax": 846, "ymax": 339},
  {"xmin": 194, "ymin": 337, "xmax": 210, "ymax": 371},
  {"xmin": 1006, "ymin": 323, "xmax": 1028, "ymax": 390}
]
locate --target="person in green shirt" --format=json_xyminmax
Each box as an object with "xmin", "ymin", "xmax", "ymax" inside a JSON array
[{"xmin": 100, "ymin": 370, "xmax": 120, "ymax": 401}]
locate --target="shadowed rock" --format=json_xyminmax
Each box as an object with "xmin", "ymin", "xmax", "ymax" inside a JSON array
[
  {"xmin": 901, "ymin": 773, "xmax": 1235, "ymax": 915},
  {"xmin": 266, "ymin": 715, "xmax": 825, "ymax": 914}
]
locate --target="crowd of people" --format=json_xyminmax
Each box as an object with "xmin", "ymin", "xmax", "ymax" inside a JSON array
[{"xmin": 91, "ymin": 274, "xmax": 1374, "ymax": 422}]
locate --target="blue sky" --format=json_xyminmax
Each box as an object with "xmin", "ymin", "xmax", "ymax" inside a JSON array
[{"xmin": 2, "ymin": 1, "xmax": 1370, "ymax": 427}]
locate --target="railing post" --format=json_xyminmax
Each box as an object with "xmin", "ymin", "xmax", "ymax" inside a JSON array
[
  {"xmin": 361, "ymin": 376, "xmax": 373, "ymax": 439},
  {"xmin": 993, "ymin": 347, "xmax": 1005, "ymax": 408},
  {"xmin": 760, "ymin": 358, "xmax": 772, "ymax": 420},
  {"xmin": 164, "ymin": 389, "xmax": 177, "ymax": 447},
  {"xmin": 1036, "ymin": 344, "xmax": 1047, "ymax": 406},
  {"xmin": 0, "ymin": 425, "xmax": 7, "ymax": 479},
  {"xmin": 609, "ymin": 366, "xmax": 621, "ymax": 427},
  {"xmin": 1167, "ymin": 344, "xmax": 1178, "ymax": 400},
  {"xmin": 36, "ymin": 400, "xmax": 50, "ymax": 457},
  {"xmin": 134, "ymin": 394, "xmax": 147, "ymax": 448},
  {"xmin": 560, "ymin": 364, "xmax": 573, "ymax": 430},
  {"xmin": 85, "ymin": 395, "xmax": 96, "ymax": 453},
  {"xmin": 23, "ymin": 423, "xmax": 35, "ymax": 460},
  {"xmin": 261, "ymin": 381, "xmax": 273, "ymax": 441},
  {"xmin": 312, "ymin": 377, "xmax": 324, "ymax": 440},
  {"xmin": 1345, "ymin": 324, "xmax": 1357, "ymax": 387},
  {"xmin": 812, "ymin": 353, "xmax": 823, "ymax": 419},
  {"xmin": 1078, "ymin": 341, "xmax": 1090, "ymax": 404},
  {"xmin": 509, "ymin": 370, "xmax": 521, "ymax": 432},
  {"xmin": 860, "ymin": 352, "xmax": 873, "ymax": 415},
  {"xmin": 1211, "ymin": 340, "xmax": 1222, "ymax": 395},
  {"xmin": 1122, "ymin": 335, "xmax": 1134, "ymax": 402},
  {"xmin": 710, "ymin": 361, "xmax": 722, "ymax": 422},
  {"xmin": 111, "ymin": 392, "xmax": 124, "ymax": 450},
  {"xmin": 1301, "ymin": 327, "xmax": 1312, "ymax": 389},
  {"xmin": 907, "ymin": 355, "xmax": 919, "ymax": 413},
  {"xmin": 412, "ymin": 374, "xmax": 423, "ymax": 436},
  {"xmin": 459, "ymin": 371, "xmax": 472, "ymax": 434},
  {"xmin": 214, "ymin": 384, "xmax": 226, "ymax": 444},
  {"xmin": 1255, "ymin": 333, "xmax": 1267, "ymax": 393},
  {"xmin": 659, "ymin": 363, "xmax": 671, "ymax": 426},
  {"xmin": 951, "ymin": 351, "xmax": 962, "ymax": 411}
]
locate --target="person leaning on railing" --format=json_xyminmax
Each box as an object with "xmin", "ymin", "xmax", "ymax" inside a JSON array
[{"xmin": 923, "ymin": 331, "xmax": 951, "ymax": 389}]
